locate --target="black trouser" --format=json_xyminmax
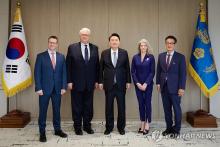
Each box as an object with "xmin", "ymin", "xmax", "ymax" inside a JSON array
[
  {"xmin": 105, "ymin": 84, "xmax": 126, "ymax": 131},
  {"xmin": 71, "ymin": 89, "xmax": 94, "ymax": 130}
]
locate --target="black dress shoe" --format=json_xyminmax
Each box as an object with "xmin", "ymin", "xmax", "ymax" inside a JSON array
[
  {"xmin": 170, "ymin": 132, "xmax": 179, "ymax": 139},
  {"xmin": 143, "ymin": 129, "xmax": 149, "ymax": 135},
  {"xmin": 39, "ymin": 133, "xmax": 47, "ymax": 142},
  {"xmin": 169, "ymin": 129, "xmax": 179, "ymax": 139},
  {"xmin": 162, "ymin": 129, "xmax": 172, "ymax": 136},
  {"xmin": 55, "ymin": 130, "xmax": 68, "ymax": 138},
  {"xmin": 118, "ymin": 129, "xmax": 125, "ymax": 135},
  {"xmin": 138, "ymin": 128, "xmax": 143, "ymax": 134},
  {"xmin": 75, "ymin": 129, "xmax": 83, "ymax": 135},
  {"xmin": 104, "ymin": 129, "xmax": 112, "ymax": 135},
  {"xmin": 83, "ymin": 128, "xmax": 94, "ymax": 134}
]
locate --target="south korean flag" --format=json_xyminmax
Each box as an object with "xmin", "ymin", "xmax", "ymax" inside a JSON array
[{"xmin": 2, "ymin": 4, "xmax": 32, "ymax": 97}]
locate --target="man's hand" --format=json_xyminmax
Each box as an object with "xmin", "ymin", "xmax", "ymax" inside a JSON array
[
  {"xmin": 99, "ymin": 84, "xmax": 103, "ymax": 90},
  {"xmin": 36, "ymin": 90, "xmax": 43, "ymax": 96},
  {"xmin": 61, "ymin": 89, "xmax": 66, "ymax": 95},
  {"xmin": 136, "ymin": 83, "xmax": 142, "ymax": 90},
  {"xmin": 178, "ymin": 89, "xmax": 185, "ymax": 97},
  {"xmin": 142, "ymin": 83, "xmax": 147, "ymax": 91},
  {"xmin": 95, "ymin": 82, "xmax": 99, "ymax": 89},
  {"xmin": 126, "ymin": 83, "xmax": 131, "ymax": 89},
  {"xmin": 68, "ymin": 83, "xmax": 73, "ymax": 90},
  {"xmin": 157, "ymin": 84, "xmax": 160, "ymax": 92}
]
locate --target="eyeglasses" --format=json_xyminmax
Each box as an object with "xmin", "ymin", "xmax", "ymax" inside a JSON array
[
  {"xmin": 49, "ymin": 42, "xmax": 57, "ymax": 44},
  {"xmin": 166, "ymin": 42, "xmax": 175, "ymax": 45}
]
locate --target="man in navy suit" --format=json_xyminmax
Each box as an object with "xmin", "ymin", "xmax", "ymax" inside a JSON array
[
  {"xmin": 156, "ymin": 35, "xmax": 186, "ymax": 138},
  {"xmin": 34, "ymin": 36, "xmax": 67, "ymax": 142},
  {"xmin": 66, "ymin": 28, "xmax": 99, "ymax": 135}
]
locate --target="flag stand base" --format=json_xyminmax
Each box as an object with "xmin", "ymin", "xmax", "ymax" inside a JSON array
[
  {"xmin": 0, "ymin": 109, "xmax": 31, "ymax": 128},
  {"xmin": 186, "ymin": 109, "xmax": 217, "ymax": 128}
]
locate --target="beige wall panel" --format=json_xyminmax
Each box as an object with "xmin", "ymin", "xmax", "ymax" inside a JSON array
[{"xmin": 0, "ymin": 0, "xmax": 9, "ymax": 117}]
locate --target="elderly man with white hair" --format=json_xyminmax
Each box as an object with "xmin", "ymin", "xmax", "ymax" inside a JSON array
[{"xmin": 66, "ymin": 28, "xmax": 99, "ymax": 135}]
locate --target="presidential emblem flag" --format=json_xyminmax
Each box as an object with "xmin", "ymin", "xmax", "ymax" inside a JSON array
[
  {"xmin": 1, "ymin": 4, "xmax": 32, "ymax": 97},
  {"xmin": 189, "ymin": 4, "xmax": 219, "ymax": 98}
]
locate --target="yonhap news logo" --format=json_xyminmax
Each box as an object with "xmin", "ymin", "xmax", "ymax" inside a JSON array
[{"xmin": 151, "ymin": 130, "xmax": 215, "ymax": 142}]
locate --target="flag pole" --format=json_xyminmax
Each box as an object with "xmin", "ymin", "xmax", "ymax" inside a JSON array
[
  {"xmin": 15, "ymin": 93, "xmax": 18, "ymax": 110},
  {"xmin": 206, "ymin": 0, "xmax": 210, "ymax": 113},
  {"xmin": 6, "ymin": 0, "xmax": 12, "ymax": 115},
  {"xmin": 198, "ymin": 3, "xmax": 205, "ymax": 114},
  {"xmin": 7, "ymin": 98, "xmax": 9, "ymax": 114},
  {"xmin": 200, "ymin": 82, "xmax": 203, "ymax": 110}
]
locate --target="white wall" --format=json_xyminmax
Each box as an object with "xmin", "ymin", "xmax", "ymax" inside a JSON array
[
  {"xmin": 209, "ymin": 0, "xmax": 220, "ymax": 118},
  {"xmin": 0, "ymin": 0, "xmax": 9, "ymax": 117}
]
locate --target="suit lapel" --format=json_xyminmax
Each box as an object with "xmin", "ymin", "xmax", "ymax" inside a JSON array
[
  {"xmin": 89, "ymin": 43, "xmax": 94, "ymax": 62},
  {"xmin": 116, "ymin": 49, "xmax": 122, "ymax": 68},
  {"xmin": 108, "ymin": 49, "xmax": 114, "ymax": 68},
  {"xmin": 161, "ymin": 53, "xmax": 167, "ymax": 71},
  {"xmin": 54, "ymin": 53, "xmax": 60, "ymax": 71},
  {"xmin": 78, "ymin": 42, "xmax": 85, "ymax": 62}
]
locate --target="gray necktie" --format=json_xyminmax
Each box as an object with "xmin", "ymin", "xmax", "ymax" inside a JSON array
[
  {"xmin": 166, "ymin": 54, "xmax": 171, "ymax": 70},
  {"xmin": 113, "ymin": 52, "xmax": 117, "ymax": 67},
  {"xmin": 113, "ymin": 52, "xmax": 117, "ymax": 83}
]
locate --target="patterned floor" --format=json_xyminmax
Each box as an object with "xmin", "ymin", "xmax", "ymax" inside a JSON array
[{"xmin": 0, "ymin": 121, "xmax": 219, "ymax": 147}]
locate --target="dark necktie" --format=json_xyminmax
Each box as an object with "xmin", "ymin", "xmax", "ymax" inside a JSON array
[
  {"xmin": 85, "ymin": 45, "xmax": 88, "ymax": 63},
  {"xmin": 166, "ymin": 54, "xmax": 171, "ymax": 70}
]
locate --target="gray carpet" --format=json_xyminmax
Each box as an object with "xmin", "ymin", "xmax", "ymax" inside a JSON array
[{"xmin": 0, "ymin": 121, "xmax": 219, "ymax": 147}]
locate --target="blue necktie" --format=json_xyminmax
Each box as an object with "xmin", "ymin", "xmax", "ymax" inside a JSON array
[{"xmin": 85, "ymin": 45, "xmax": 88, "ymax": 63}]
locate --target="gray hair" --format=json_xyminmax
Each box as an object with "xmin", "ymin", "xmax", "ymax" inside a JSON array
[
  {"xmin": 79, "ymin": 28, "xmax": 91, "ymax": 35},
  {"xmin": 138, "ymin": 38, "xmax": 153, "ymax": 54}
]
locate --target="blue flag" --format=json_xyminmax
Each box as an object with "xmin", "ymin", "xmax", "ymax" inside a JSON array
[{"xmin": 189, "ymin": 6, "xmax": 219, "ymax": 97}]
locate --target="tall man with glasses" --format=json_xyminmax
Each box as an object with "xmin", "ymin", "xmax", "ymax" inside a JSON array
[
  {"xmin": 66, "ymin": 28, "xmax": 99, "ymax": 135},
  {"xmin": 156, "ymin": 35, "xmax": 186, "ymax": 138}
]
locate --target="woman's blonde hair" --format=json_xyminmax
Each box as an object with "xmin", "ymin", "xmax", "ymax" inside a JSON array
[{"xmin": 138, "ymin": 38, "xmax": 153, "ymax": 54}]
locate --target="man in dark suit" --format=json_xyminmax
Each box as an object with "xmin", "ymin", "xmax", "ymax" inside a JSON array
[
  {"xmin": 99, "ymin": 33, "xmax": 131, "ymax": 135},
  {"xmin": 156, "ymin": 35, "xmax": 186, "ymax": 138},
  {"xmin": 66, "ymin": 28, "xmax": 99, "ymax": 135},
  {"xmin": 34, "ymin": 36, "xmax": 67, "ymax": 142}
]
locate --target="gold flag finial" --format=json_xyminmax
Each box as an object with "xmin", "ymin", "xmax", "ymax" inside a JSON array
[
  {"xmin": 200, "ymin": 2, "xmax": 204, "ymax": 8},
  {"xmin": 199, "ymin": 2, "xmax": 206, "ymax": 22},
  {"xmin": 14, "ymin": 1, "xmax": 21, "ymax": 22},
  {"xmin": 16, "ymin": 1, "xmax": 21, "ymax": 8}
]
